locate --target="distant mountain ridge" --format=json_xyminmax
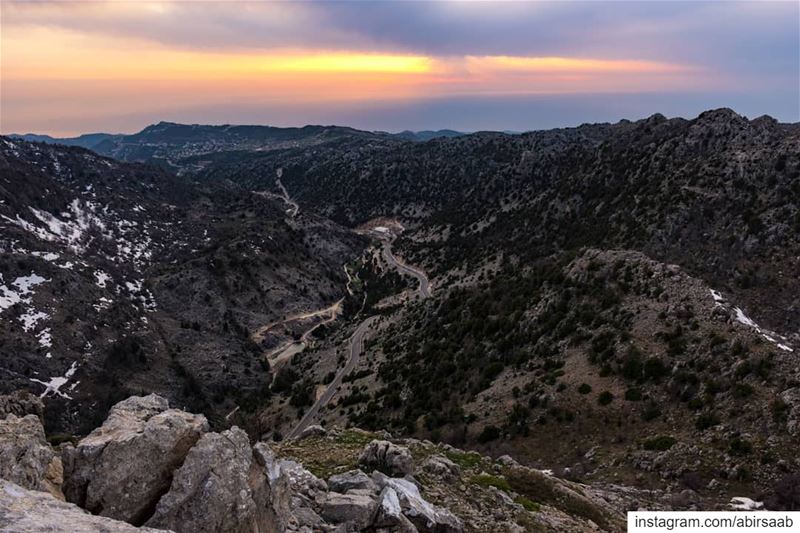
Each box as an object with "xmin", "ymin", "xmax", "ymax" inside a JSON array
[
  {"xmin": 9, "ymin": 132, "xmax": 122, "ymax": 151},
  {"xmin": 10, "ymin": 124, "xmax": 470, "ymax": 164}
]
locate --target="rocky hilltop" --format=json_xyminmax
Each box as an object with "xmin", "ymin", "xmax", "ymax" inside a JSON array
[{"xmin": 0, "ymin": 392, "xmax": 669, "ymax": 532}]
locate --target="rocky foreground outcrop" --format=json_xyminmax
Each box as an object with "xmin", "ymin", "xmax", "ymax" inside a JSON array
[
  {"xmin": 62, "ymin": 394, "xmax": 209, "ymax": 525},
  {"xmin": 0, "ymin": 480, "xmax": 166, "ymax": 533},
  {"xmin": 0, "ymin": 393, "xmax": 651, "ymax": 532}
]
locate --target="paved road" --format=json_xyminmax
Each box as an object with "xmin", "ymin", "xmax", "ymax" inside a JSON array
[
  {"xmin": 382, "ymin": 243, "xmax": 432, "ymax": 297},
  {"xmin": 286, "ymin": 242, "xmax": 430, "ymax": 439},
  {"xmin": 286, "ymin": 315, "xmax": 378, "ymax": 439}
]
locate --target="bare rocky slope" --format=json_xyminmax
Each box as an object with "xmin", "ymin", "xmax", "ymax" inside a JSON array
[
  {"xmin": 1, "ymin": 392, "xmax": 667, "ymax": 532},
  {"xmin": 0, "ymin": 138, "xmax": 363, "ymax": 436}
]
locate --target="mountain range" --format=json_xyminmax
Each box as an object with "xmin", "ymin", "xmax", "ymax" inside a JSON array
[{"xmin": 2, "ymin": 108, "xmax": 799, "ymax": 528}]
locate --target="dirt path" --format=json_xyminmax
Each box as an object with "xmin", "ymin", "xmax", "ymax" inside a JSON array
[{"xmin": 288, "ymin": 242, "xmax": 430, "ymax": 438}]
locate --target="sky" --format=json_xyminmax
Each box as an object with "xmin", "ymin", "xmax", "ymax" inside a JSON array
[{"xmin": 1, "ymin": 1, "xmax": 798, "ymax": 136}]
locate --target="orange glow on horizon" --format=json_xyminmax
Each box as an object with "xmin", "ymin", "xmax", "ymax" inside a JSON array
[{"xmin": 0, "ymin": 22, "xmax": 715, "ymax": 136}]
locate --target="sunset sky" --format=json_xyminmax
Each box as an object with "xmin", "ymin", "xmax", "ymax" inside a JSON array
[{"xmin": 1, "ymin": 1, "xmax": 798, "ymax": 136}]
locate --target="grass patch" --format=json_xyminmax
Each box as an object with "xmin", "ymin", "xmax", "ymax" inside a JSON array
[
  {"xmin": 275, "ymin": 429, "xmax": 377, "ymax": 479},
  {"xmin": 334, "ymin": 429, "xmax": 376, "ymax": 447},
  {"xmin": 472, "ymin": 473, "xmax": 512, "ymax": 492},
  {"xmin": 444, "ymin": 449, "xmax": 483, "ymax": 469},
  {"xmin": 504, "ymin": 466, "xmax": 620, "ymax": 531},
  {"xmin": 515, "ymin": 495, "xmax": 541, "ymax": 512}
]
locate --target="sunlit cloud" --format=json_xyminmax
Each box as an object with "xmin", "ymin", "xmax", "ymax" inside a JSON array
[{"xmin": 0, "ymin": 0, "xmax": 796, "ymax": 135}]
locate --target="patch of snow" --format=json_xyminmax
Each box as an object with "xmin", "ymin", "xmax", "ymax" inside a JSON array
[
  {"xmin": 30, "ymin": 251, "xmax": 60, "ymax": 261},
  {"xmin": 709, "ymin": 289, "xmax": 724, "ymax": 304},
  {"xmin": 30, "ymin": 361, "xmax": 79, "ymax": 399},
  {"xmin": 712, "ymin": 290, "xmax": 794, "ymax": 353},
  {"xmin": 733, "ymin": 307, "xmax": 759, "ymax": 329},
  {"xmin": 19, "ymin": 309, "xmax": 48, "ymax": 332},
  {"xmin": 93, "ymin": 296, "xmax": 113, "ymax": 312},
  {"xmin": 0, "ymin": 273, "xmax": 48, "ymax": 314},
  {"xmin": 124, "ymin": 279, "xmax": 156, "ymax": 311},
  {"xmin": 374, "ymin": 226, "xmax": 390, "ymax": 233},
  {"xmin": 541, "ymin": 469, "xmax": 554, "ymax": 476},
  {"xmin": 13, "ymin": 273, "xmax": 47, "ymax": 293},
  {"xmin": 94, "ymin": 270, "xmax": 111, "ymax": 288},
  {"xmin": 37, "ymin": 328, "xmax": 52, "ymax": 348},
  {"xmin": 729, "ymin": 497, "xmax": 763, "ymax": 510}
]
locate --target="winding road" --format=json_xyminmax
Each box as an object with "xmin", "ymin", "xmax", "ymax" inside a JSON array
[
  {"xmin": 286, "ymin": 315, "xmax": 378, "ymax": 439},
  {"xmin": 381, "ymin": 243, "xmax": 432, "ymax": 298},
  {"xmin": 287, "ymin": 242, "xmax": 431, "ymax": 439}
]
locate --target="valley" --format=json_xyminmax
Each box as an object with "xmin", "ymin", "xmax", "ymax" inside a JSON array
[{"xmin": 2, "ymin": 108, "xmax": 799, "ymax": 520}]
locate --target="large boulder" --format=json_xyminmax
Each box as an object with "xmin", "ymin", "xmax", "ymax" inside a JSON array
[
  {"xmin": 373, "ymin": 486, "xmax": 419, "ymax": 532},
  {"xmin": 320, "ymin": 491, "xmax": 378, "ymax": 529},
  {"xmin": 0, "ymin": 391, "xmax": 44, "ymax": 420},
  {"xmin": 0, "ymin": 479, "xmax": 168, "ymax": 533},
  {"xmin": 374, "ymin": 475, "xmax": 463, "ymax": 533},
  {"xmin": 422, "ymin": 455, "xmax": 460, "ymax": 479},
  {"xmin": 0, "ymin": 413, "xmax": 63, "ymax": 498},
  {"xmin": 62, "ymin": 394, "xmax": 208, "ymax": 525},
  {"xmin": 328, "ymin": 469, "xmax": 378, "ymax": 494},
  {"xmin": 298, "ymin": 424, "xmax": 327, "ymax": 440},
  {"xmin": 359, "ymin": 440, "xmax": 414, "ymax": 477},
  {"xmin": 145, "ymin": 427, "xmax": 269, "ymax": 533}
]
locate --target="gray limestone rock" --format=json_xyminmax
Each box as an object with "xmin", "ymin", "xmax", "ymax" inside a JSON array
[
  {"xmin": 359, "ymin": 440, "xmax": 414, "ymax": 477},
  {"xmin": 145, "ymin": 427, "xmax": 269, "ymax": 533},
  {"xmin": 0, "ymin": 414, "xmax": 63, "ymax": 499},
  {"xmin": 0, "ymin": 479, "xmax": 169, "ymax": 533},
  {"xmin": 62, "ymin": 394, "xmax": 209, "ymax": 524}
]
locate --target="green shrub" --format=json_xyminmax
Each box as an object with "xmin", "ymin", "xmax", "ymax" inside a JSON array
[
  {"xmin": 695, "ymin": 412, "xmax": 720, "ymax": 431},
  {"xmin": 515, "ymin": 496, "xmax": 540, "ymax": 512},
  {"xmin": 473, "ymin": 474, "xmax": 511, "ymax": 491},
  {"xmin": 643, "ymin": 435, "xmax": 677, "ymax": 451},
  {"xmin": 597, "ymin": 391, "xmax": 614, "ymax": 406},
  {"xmin": 641, "ymin": 402, "xmax": 662, "ymax": 421},
  {"xmin": 578, "ymin": 383, "xmax": 592, "ymax": 394},
  {"xmin": 733, "ymin": 383, "xmax": 754, "ymax": 398},
  {"xmin": 478, "ymin": 425, "xmax": 501, "ymax": 443},
  {"xmin": 771, "ymin": 398, "xmax": 790, "ymax": 422},
  {"xmin": 624, "ymin": 388, "xmax": 642, "ymax": 401},
  {"xmin": 729, "ymin": 437, "xmax": 753, "ymax": 456}
]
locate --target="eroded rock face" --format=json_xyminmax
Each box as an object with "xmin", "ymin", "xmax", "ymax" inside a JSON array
[
  {"xmin": 0, "ymin": 391, "xmax": 44, "ymax": 420},
  {"xmin": 62, "ymin": 394, "xmax": 209, "ymax": 525},
  {"xmin": 0, "ymin": 414, "xmax": 63, "ymax": 498},
  {"xmin": 359, "ymin": 440, "xmax": 414, "ymax": 477},
  {"xmin": 0, "ymin": 479, "xmax": 169, "ymax": 533},
  {"xmin": 145, "ymin": 427, "xmax": 268, "ymax": 533}
]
